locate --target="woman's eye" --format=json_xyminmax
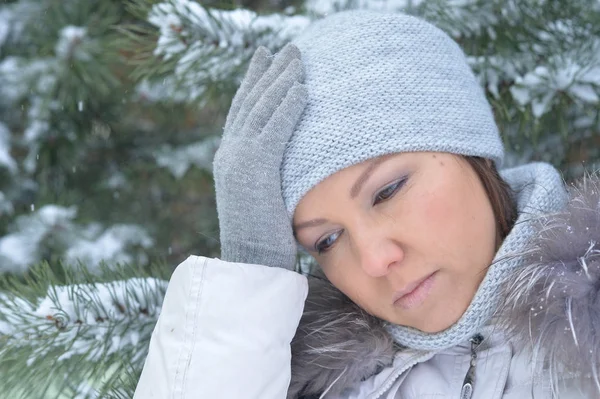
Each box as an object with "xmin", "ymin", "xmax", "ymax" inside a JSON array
[
  {"xmin": 374, "ymin": 178, "xmax": 406, "ymax": 205},
  {"xmin": 315, "ymin": 230, "xmax": 342, "ymax": 254}
]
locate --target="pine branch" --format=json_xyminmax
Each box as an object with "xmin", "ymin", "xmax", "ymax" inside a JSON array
[
  {"xmin": 0, "ymin": 0, "xmax": 44, "ymax": 55},
  {"xmin": 119, "ymin": 0, "xmax": 311, "ymax": 103},
  {"xmin": 0, "ymin": 261, "xmax": 169, "ymax": 398},
  {"xmin": 100, "ymin": 366, "xmax": 140, "ymax": 399}
]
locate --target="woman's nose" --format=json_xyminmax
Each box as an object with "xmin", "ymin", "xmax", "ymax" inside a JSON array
[{"xmin": 353, "ymin": 225, "xmax": 404, "ymax": 278}]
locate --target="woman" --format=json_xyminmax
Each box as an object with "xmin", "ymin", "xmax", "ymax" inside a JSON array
[{"xmin": 134, "ymin": 10, "xmax": 600, "ymax": 398}]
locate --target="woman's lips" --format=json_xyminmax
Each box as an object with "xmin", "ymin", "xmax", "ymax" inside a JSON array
[{"xmin": 392, "ymin": 271, "xmax": 438, "ymax": 310}]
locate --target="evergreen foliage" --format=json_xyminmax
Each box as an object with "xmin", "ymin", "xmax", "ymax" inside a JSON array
[
  {"xmin": 0, "ymin": 260, "xmax": 168, "ymax": 398},
  {"xmin": 0, "ymin": 0, "xmax": 220, "ymax": 275},
  {"xmin": 0, "ymin": 0, "xmax": 599, "ymax": 397}
]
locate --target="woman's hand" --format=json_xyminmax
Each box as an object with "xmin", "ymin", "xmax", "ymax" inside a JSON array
[{"xmin": 213, "ymin": 44, "xmax": 307, "ymax": 270}]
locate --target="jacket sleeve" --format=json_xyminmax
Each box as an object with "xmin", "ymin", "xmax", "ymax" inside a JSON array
[{"xmin": 133, "ymin": 255, "xmax": 309, "ymax": 399}]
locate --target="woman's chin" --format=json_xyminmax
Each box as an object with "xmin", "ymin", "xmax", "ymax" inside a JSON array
[
  {"xmin": 415, "ymin": 321, "xmax": 454, "ymax": 334},
  {"xmin": 386, "ymin": 310, "xmax": 462, "ymax": 333}
]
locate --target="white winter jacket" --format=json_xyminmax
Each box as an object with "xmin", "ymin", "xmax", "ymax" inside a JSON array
[
  {"xmin": 134, "ymin": 172, "xmax": 600, "ymax": 398},
  {"xmin": 134, "ymin": 256, "xmax": 308, "ymax": 398}
]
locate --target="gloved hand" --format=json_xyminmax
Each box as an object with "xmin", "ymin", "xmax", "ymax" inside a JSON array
[{"xmin": 213, "ymin": 43, "xmax": 307, "ymax": 270}]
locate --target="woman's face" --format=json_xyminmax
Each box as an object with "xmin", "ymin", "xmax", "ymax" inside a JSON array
[{"xmin": 293, "ymin": 152, "xmax": 498, "ymax": 333}]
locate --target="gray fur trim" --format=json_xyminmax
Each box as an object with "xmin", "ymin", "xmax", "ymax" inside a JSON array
[
  {"xmin": 497, "ymin": 173, "xmax": 600, "ymax": 394},
  {"xmin": 288, "ymin": 276, "xmax": 396, "ymax": 398}
]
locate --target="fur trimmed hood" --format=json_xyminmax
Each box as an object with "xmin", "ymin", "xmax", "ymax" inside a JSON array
[{"xmin": 288, "ymin": 173, "xmax": 600, "ymax": 398}]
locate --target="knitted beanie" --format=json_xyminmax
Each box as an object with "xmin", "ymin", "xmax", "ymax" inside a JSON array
[{"xmin": 281, "ymin": 10, "xmax": 504, "ymax": 218}]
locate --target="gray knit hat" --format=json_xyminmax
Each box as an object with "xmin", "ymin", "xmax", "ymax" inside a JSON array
[{"xmin": 281, "ymin": 10, "xmax": 504, "ymax": 218}]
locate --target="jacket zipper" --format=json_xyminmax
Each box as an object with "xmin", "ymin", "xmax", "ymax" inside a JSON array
[
  {"xmin": 366, "ymin": 333, "xmax": 485, "ymax": 399},
  {"xmin": 459, "ymin": 333, "xmax": 485, "ymax": 399},
  {"xmin": 368, "ymin": 351, "xmax": 435, "ymax": 399}
]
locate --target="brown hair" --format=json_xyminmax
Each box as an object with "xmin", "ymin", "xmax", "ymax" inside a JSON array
[{"xmin": 465, "ymin": 157, "xmax": 518, "ymax": 242}]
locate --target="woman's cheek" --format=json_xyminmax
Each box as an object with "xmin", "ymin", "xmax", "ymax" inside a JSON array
[
  {"xmin": 321, "ymin": 259, "xmax": 346, "ymax": 287},
  {"xmin": 325, "ymin": 261, "xmax": 363, "ymax": 299},
  {"xmin": 412, "ymin": 189, "xmax": 457, "ymax": 232}
]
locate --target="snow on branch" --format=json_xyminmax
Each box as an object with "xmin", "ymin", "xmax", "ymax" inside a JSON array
[
  {"xmin": 0, "ymin": 0, "xmax": 41, "ymax": 50},
  {"xmin": 0, "ymin": 21, "xmax": 110, "ymax": 173},
  {"xmin": 0, "ymin": 205, "xmax": 78, "ymax": 273},
  {"xmin": 305, "ymin": 0, "xmax": 421, "ymax": 16},
  {"xmin": 55, "ymin": 25, "xmax": 90, "ymax": 61},
  {"xmin": 510, "ymin": 60, "xmax": 600, "ymax": 117},
  {"xmin": 143, "ymin": 0, "xmax": 310, "ymax": 101},
  {"xmin": 0, "ymin": 204, "xmax": 154, "ymax": 274},
  {"xmin": 153, "ymin": 136, "xmax": 220, "ymax": 178},
  {"xmin": 0, "ymin": 263, "xmax": 167, "ymax": 397},
  {"xmin": 0, "ymin": 277, "xmax": 165, "ymax": 361},
  {"xmin": 65, "ymin": 224, "xmax": 155, "ymax": 270},
  {"xmin": 0, "ymin": 122, "xmax": 17, "ymax": 175}
]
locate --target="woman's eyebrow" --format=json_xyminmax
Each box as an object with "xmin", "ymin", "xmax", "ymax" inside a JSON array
[
  {"xmin": 349, "ymin": 156, "xmax": 389, "ymax": 199},
  {"xmin": 294, "ymin": 156, "xmax": 393, "ymax": 233},
  {"xmin": 293, "ymin": 218, "xmax": 328, "ymax": 233}
]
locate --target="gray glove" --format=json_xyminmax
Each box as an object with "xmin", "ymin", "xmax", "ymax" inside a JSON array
[{"xmin": 213, "ymin": 43, "xmax": 308, "ymax": 270}]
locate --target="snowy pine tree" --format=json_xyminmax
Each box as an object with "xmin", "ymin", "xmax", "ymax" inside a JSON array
[
  {"xmin": 0, "ymin": 0, "xmax": 599, "ymax": 397},
  {"xmin": 0, "ymin": 0, "xmax": 221, "ymax": 275}
]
